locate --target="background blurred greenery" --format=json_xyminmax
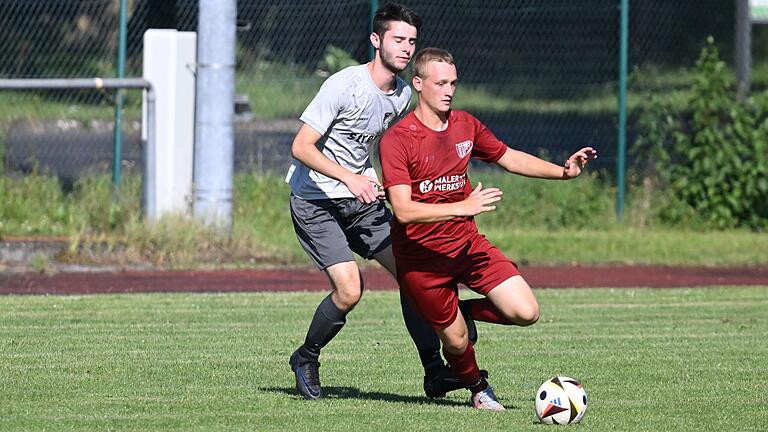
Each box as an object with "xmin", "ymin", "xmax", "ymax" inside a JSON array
[
  {"xmin": 1, "ymin": 170, "xmax": 766, "ymax": 268},
  {"xmin": 1, "ymin": 2, "xmax": 767, "ymax": 268}
]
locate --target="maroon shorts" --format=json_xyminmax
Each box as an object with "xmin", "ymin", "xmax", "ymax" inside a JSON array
[{"xmin": 396, "ymin": 234, "xmax": 520, "ymax": 329}]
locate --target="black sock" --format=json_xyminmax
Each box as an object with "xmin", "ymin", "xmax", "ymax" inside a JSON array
[
  {"xmin": 419, "ymin": 349, "xmax": 445, "ymax": 376},
  {"xmin": 299, "ymin": 294, "xmax": 347, "ymax": 361},
  {"xmin": 400, "ymin": 291, "xmax": 443, "ymax": 373},
  {"xmin": 469, "ymin": 377, "xmax": 489, "ymax": 394},
  {"xmin": 458, "ymin": 299, "xmax": 472, "ymax": 318}
]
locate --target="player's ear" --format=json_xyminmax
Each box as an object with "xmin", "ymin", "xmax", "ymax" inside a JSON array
[
  {"xmin": 370, "ymin": 32, "xmax": 380, "ymax": 51},
  {"xmin": 412, "ymin": 75, "xmax": 423, "ymax": 91}
]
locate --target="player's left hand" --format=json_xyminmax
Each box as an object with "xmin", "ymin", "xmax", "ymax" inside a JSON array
[{"xmin": 562, "ymin": 147, "xmax": 597, "ymax": 179}]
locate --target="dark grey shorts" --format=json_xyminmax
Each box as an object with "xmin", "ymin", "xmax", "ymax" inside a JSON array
[{"xmin": 290, "ymin": 194, "xmax": 393, "ymax": 270}]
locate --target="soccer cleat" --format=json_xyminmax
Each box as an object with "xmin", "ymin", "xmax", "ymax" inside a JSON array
[
  {"xmin": 471, "ymin": 385, "xmax": 506, "ymax": 411},
  {"xmin": 459, "ymin": 301, "xmax": 478, "ymax": 345},
  {"xmin": 289, "ymin": 350, "xmax": 322, "ymax": 400},
  {"xmin": 423, "ymin": 364, "xmax": 489, "ymax": 398}
]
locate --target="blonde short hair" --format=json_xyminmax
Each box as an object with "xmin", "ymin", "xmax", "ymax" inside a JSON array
[{"xmin": 413, "ymin": 47, "xmax": 455, "ymax": 79}]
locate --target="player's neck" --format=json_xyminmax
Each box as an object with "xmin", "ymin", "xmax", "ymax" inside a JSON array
[
  {"xmin": 367, "ymin": 60, "xmax": 398, "ymax": 93},
  {"xmin": 414, "ymin": 106, "xmax": 449, "ymax": 131}
]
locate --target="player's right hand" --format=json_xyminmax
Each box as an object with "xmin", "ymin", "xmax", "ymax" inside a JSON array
[
  {"xmin": 462, "ymin": 182, "xmax": 502, "ymax": 216},
  {"xmin": 344, "ymin": 173, "xmax": 384, "ymax": 204}
]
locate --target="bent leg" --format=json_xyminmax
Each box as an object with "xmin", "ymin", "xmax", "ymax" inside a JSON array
[
  {"xmin": 288, "ymin": 196, "xmax": 368, "ymax": 399},
  {"xmin": 459, "ymin": 237, "xmax": 537, "ymax": 327}
]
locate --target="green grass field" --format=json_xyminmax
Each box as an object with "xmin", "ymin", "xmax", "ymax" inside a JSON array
[{"xmin": 1, "ymin": 287, "xmax": 766, "ymax": 431}]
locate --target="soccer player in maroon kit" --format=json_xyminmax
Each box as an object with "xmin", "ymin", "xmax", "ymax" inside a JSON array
[{"xmin": 379, "ymin": 48, "xmax": 597, "ymax": 411}]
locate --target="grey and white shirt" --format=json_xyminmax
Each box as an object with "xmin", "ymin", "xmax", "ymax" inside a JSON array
[{"xmin": 285, "ymin": 64, "xmax": 412, "ymax": 200}]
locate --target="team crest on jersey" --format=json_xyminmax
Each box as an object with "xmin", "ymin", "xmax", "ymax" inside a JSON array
[
  {"xmin": 455, "ymin": 140, "xmax": 473, "ymax": 158},
  {"xmin": 382, "ymin": 112, "xmax": 396, "ymax": 130}
]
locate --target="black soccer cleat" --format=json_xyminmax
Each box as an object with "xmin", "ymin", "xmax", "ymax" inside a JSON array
[
  {"xmin": 289, "ymin": 350, "xmax": 322, "ymax": 400},
  {"xmin": 459, "ymin": 301, "xmax": 478, "ymax": 345},
  {"xmin": 423, "ymin": 364, "xmax": 489, "ymax": 398}
]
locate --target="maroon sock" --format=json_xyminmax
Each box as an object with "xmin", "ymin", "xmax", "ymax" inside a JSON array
[
  {"xmin": 465, "ymin": 298, "xmax": 514, "ymax": 325},
  {"xmin": 442, "ymin": 343, "xmax": 482, "ymax": 387}
]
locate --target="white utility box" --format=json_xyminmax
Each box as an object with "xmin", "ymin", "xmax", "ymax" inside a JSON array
[{"xmin": 142, "ymin": 29, "xmax": 196, "ymax": 220}]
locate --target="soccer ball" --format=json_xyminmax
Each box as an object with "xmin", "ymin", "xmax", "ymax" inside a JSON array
[{"xmin": 535, "ymin": 376, "xmax": 588, "ymax": 425}]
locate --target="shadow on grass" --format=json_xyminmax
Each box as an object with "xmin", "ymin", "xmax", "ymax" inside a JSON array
[{"xmin": 261, "ymin": 385, "xmax": 476, "ymax": 407}]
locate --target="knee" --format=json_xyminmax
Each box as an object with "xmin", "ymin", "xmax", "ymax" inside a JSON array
[
  {"xmin": 442, "ymin": 334, "xmax": 469, "ymax": 355},
  {"xmin": 334, "ymin": 286, "xmax": 362, "ymax": 310},
  {"xmin": 439, "ymin": 327, "xmax": 469, "ymax": 355},
  {"xmin": 328, "ymin": 268, "xmax": 364, "ymax": 310},
  {"xmin": 515, "ymin": 302, "xmax": 540, "ymax": 326},
  {"xmin": 498, "ymin": 300, "xmax": 539, "ymax": 326}
]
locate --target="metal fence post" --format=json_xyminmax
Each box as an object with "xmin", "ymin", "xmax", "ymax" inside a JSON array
[
  {"xmin": 735, "ymin": 0, "xmax": 752, "ymax": 102},
  {"xmin": 369, "ymin": 0, "xmax": 379, "ymax": 61},
  {"xmin": 616, "ymin": 0, "xmax": 629, "ymax": 221},
  {"xmin": 194, "ymin": 0, "xmax": 237, "ymax": 233},
  {"xmin": 113, "ymin": 0, "xmax": 128, "ymax": 192}
]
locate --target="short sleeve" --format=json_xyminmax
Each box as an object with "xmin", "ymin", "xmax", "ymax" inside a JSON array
[
  {"xmin": 299, "ymin": 76, "xmax": 345, "ymax": 136},
  {"xmin": 469, "ymin": 115, "xmax": 508, "ymax": 163},
  {"xmin": 379, "ymin": 129, "xmax": 412, "ymax": 189}
]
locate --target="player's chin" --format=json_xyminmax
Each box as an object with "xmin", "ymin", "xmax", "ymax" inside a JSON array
[{"xmin": 389, "ymin": 59, "xmax": 410, "ymax": 72}]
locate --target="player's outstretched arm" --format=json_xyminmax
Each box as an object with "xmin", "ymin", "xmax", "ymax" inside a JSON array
[
  {"xmin": 496, "ymin": 147, "xmax": 597, "ymax": 180},
  {"xmin": 291, "ymin": 123, "xmax": 383, "ymax": 203},
  {"xmin": 386, "ymin": 182, "xmax": 502, "ymax": 224}
]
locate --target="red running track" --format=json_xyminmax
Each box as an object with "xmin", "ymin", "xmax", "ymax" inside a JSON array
[{"xmin": 1, "ymin": 265, "xmax": 767, "ymax": 295}]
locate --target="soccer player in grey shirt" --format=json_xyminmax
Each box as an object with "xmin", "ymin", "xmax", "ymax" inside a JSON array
[{"xmin": 286, "ymin": 3, "xmax": 476, "ymax": 400}]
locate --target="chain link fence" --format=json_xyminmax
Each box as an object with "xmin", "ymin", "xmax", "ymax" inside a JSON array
[{"xmin": 0, "ymin": 0, "xmax": 754, "ymax": 181}]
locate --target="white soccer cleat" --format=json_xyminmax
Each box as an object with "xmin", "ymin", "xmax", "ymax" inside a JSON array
[{"xmin": 471, "ymin": 385, "xmax": 506, "ymax": 411}]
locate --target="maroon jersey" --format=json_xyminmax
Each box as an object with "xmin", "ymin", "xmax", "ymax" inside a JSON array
[{"xmin": 379, "ymin": 109, "xmax": 508, "ymax": 262}]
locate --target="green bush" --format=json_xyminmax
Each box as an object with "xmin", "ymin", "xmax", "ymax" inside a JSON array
[{"xmin": 634, "ymin": 37, "xmax": 768, "ymax": 230}]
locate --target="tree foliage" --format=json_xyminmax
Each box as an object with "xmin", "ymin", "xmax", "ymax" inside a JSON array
[{"xmin": 635, "ymin": 37, "xmax": 768, "ymax": 230}]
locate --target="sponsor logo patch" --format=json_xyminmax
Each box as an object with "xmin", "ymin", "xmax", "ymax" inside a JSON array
[{"xmin": 419, "ymin": 174, "xmax": 466, "ymax": 194}]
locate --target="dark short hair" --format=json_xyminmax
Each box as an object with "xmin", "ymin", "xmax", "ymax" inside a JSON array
[{"xmin": 373, "ymin": 3, "xmax": 422, "ymax": 37}]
